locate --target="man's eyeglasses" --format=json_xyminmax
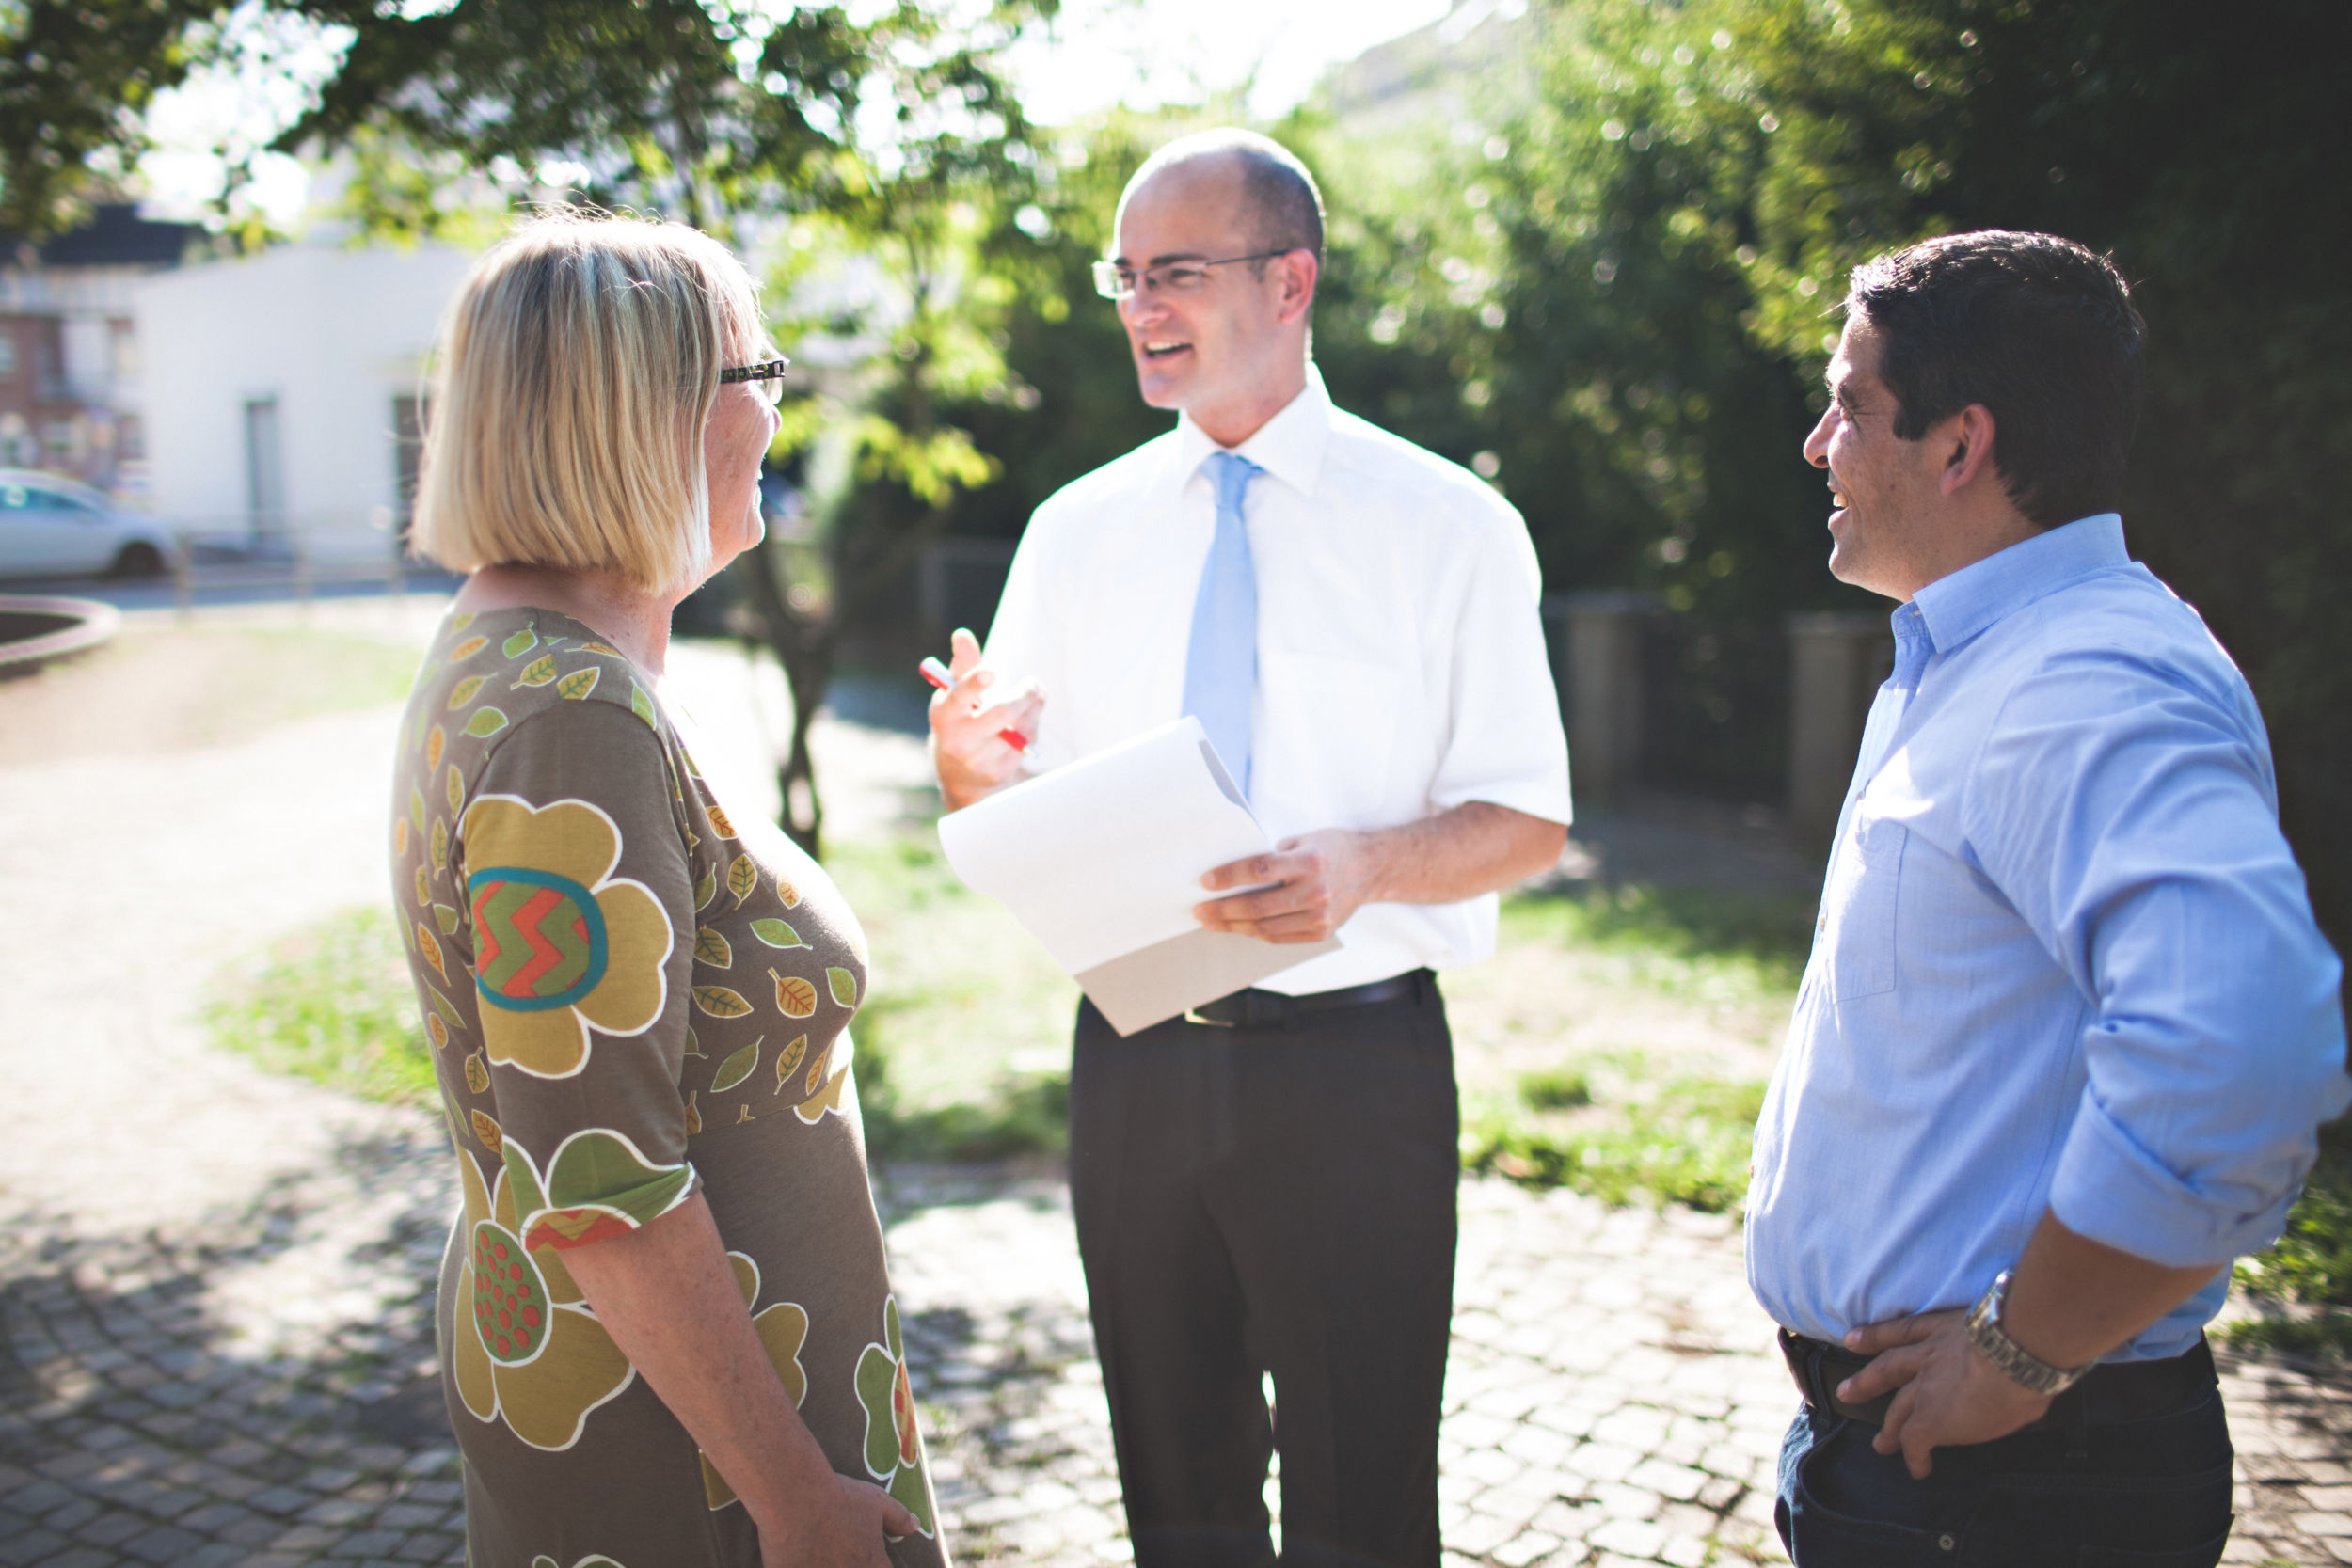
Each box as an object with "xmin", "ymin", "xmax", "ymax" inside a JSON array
[
  {"xmin": 1091, "ymin": 251, "xmax": 1295, "ymax": 301},
  {"xmin": 721, "ymin": 356, "xmax": 791, "ymax": 405}
]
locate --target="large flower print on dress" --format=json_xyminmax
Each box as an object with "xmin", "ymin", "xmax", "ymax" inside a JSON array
[
  {"xmin": 448, "ymin": 1140, "xmax": 638, "ymax": 1451},
  {"xmin": 698, "ymin": 1252, "xmax": 810, "ymax": 1511},
  {"xmin": 459, "ymin": 795, "xmax": 673, "ymax": 1078},
  {"xmin": 853, "ymin": 1295, "xmax": 936, "ymax": 1536}
]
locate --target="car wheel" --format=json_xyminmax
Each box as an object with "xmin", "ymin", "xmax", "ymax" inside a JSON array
[{"xmin": 113, "ymin": 541, "xmax": 165, "ymax": 578}]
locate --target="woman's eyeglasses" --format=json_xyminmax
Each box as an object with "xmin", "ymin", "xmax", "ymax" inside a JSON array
[{"xmin": 720, "ymin": 357, "xmax": 791, "ymax": 405}]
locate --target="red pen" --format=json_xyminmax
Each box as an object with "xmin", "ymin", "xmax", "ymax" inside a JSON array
[{"xmin": 921, "ymin": 657, "xmax": 1030, "ymax": 752}]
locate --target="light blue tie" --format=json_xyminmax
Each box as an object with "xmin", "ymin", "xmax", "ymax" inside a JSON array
[{"xmin": 1184, "ymin": 451, "xmax": 1263, "ymax": 796}]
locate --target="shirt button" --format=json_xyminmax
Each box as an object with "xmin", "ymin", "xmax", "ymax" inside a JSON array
[
  {"xmin": 1937, "ymin": 1534, "xmax": 1957, "ymax": 1552},
  {"xmin": 1817, "ymin": 915, "xmax": 1827, "ymax": 933}
]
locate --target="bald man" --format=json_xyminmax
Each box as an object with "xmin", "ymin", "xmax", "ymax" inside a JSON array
[{"xmin": 928, "ymin": 130, "xmax": 1572, "ymax": 1568}]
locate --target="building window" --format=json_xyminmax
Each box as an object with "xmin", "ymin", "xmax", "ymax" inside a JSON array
[
  {"xmin": 244, "ymin": 397, "xmax": 285, "ymax": 542},
  {"xmin": 392, "ymin": 394, "xmax": 426, "ymax": 531},
  {"xmin": 0, "ymin": 334, "xmax": 15, "ymax": 379}
]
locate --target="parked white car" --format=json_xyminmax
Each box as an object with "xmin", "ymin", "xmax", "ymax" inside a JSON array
[{"xmin": 0, "ymin": 470, "xmax": 179, "ymax": 579}]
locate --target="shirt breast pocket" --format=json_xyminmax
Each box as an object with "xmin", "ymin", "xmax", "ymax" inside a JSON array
[
  {"xmin": 1824, "ymin": 816, "xmax": 1907, "ymax": 1002},
  {"xmin": 1267, "ymin": 650, "xmax": 1400, "ymax": 786}
]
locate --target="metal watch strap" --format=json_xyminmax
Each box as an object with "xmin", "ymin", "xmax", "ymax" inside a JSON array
[{"xmin": 1965, "ymin": 1268, "xmax": 2091, "ymax": 1396}]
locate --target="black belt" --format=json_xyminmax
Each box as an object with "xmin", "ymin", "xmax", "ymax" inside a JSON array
[
  {"xmin": 1779, "ymin": 1327, "xmax": 2217, "ymax": 1430},
  {"xmin": 1184, "ymin": 970, "xmax": 1430, "ymax": 1029}
]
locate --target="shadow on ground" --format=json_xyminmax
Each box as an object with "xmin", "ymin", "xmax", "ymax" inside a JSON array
[{"xmin": 0, "ymin": 1141, "xmax": 1106, "ymax": 1567}]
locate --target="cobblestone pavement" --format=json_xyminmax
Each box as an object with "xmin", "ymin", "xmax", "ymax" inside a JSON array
[{"xmin": 4, "ymin": 604, "xmax": 2347, "ymax": 1566}]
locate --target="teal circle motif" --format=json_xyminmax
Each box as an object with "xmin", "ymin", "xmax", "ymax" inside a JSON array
[{"xmin": 468, "ymin": 866, "xmax": 610, "ymax": 1012}]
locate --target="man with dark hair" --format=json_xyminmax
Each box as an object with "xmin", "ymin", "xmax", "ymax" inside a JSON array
[
  {"xmin": 928, "ymin": 128, "xmax": 1571, "ymax": 1567},
  {"xmin": 1752, "ymin": 228, "xmax": 2347, "ymax": 1565}
]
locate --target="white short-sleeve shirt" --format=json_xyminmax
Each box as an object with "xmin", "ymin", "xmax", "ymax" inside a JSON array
[{"xmin": 978, "ymin": 368, "xmax": 1573, "ymax": 994}]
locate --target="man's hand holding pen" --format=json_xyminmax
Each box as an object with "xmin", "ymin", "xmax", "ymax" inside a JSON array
[{"xmin": 924, "ymin": 626, "xmax": 1043, "ymax": 813}]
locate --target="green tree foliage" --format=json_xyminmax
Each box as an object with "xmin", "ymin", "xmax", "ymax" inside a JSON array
[
  {"xmin": 743, "ymin": 123, "xmax": 1046, "ymax": 853},
  {"xmin": 280, "ymin": 0, "xmax": 1033, "ymax": 242},
  {"xmin": 1517, "ymin": 0, "xmax": 2352, "ymax": 942},
  {"xmin": 0, "ymin": 0, "xmax": 225, "ymax": 234},
  {"xmin": 932, "ymin": 112, "xmax": 1189, "ymax": 544},
  {"xmin": 254, "ymin": 0, "xmax": 1052, "ymax": 853},
  {"xmin": 924, "ymin": 1, "xmax": 2350, "ymax": 939}
]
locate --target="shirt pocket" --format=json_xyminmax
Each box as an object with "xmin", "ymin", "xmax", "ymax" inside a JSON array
[
  {"xmin": 1265, "ymin": 650, "xmax": 1401, "ymax": 789},
  {"xmin": 1823, "ymin": 816, "xmax": 1907, "ymax": 1002}
]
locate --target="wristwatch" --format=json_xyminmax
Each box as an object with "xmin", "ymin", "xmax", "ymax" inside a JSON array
[{"xmin": 1966, "ymin": 1268, "xmax": 2091, "ymax": 1396}]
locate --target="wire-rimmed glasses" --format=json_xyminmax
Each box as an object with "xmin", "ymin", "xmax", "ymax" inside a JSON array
[{"xmin": 1090, "ymin": 251, "xmax": 1295, "ymax": 301}]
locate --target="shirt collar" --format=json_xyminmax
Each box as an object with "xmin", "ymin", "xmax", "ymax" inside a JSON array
[
  {"xmin": 1171, "ymin": 363, "xmax": 1334, "ymax": 500},
  {"xmin": 1909, "ymin": 513, "xmax": 2129, "ymax": 655}
]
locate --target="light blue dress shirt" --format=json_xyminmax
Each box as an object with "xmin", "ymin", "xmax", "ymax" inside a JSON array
[{"xmin": 1746, "ymin": 514, "xmax": 2349, "ymax": 1361}]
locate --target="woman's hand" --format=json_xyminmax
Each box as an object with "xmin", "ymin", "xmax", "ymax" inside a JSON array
[
  {"xmin": 564, "ymin": 1194, "xmax": 937, "ymax": 1564},
  {"xmin": 755, "ymin": 1473, "xmax": 918, "ymax": 1568}
]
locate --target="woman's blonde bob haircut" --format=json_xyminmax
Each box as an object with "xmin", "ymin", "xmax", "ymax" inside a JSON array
[{"xmin": 412, "ymin": 209, "xmax": 767, "ymax": 594}]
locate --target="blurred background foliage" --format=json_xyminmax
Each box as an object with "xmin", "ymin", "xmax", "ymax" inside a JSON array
[
  {"xmin": 889, "ymin": 0, "xmax": 2352, "ymax": 949},
  {"xmin": 5, "ymin": 0, "xmax": 2344, "ymax": 938}
]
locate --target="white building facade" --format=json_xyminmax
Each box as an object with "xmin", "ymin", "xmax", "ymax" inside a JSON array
[{"xmin": 134, "ymin": 240, "xmax": 476, "ymax": 562}]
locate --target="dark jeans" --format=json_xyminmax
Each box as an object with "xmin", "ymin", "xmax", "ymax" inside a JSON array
[
  {"xmin": 1774, "ymin": 1383, "xmax": 2234, "ymax": 1567},
  {"xmin": 1068, "ymin": 981, "xmax": 1459, "ymax": 1568}
]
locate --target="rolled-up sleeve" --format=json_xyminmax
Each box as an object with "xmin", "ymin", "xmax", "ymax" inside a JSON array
[{"xmin": 1971, "ymin": 647, "xmax": 2349, "ymax": 1266}]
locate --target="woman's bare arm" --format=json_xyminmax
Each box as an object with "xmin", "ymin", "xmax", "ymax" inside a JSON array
[{"xmin": 561, "ymin": 1191, "xmax": 919, "ymax": 1568}]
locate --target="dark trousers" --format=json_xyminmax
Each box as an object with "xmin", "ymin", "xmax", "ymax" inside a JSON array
[
  {"xmin": 1774, "ymin": 1379, "xmax": 2235, "ymax": 1566},
  {"xmin": 1068, "ymin": 979, "xmax": 1460, "ymax": 1568}
]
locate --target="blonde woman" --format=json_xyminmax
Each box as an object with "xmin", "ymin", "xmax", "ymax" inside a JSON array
[{"xmin": 389, "ymin": 211, "xmax": 946, "ymax": 1568}]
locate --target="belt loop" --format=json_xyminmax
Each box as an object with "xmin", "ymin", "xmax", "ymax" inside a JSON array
[{"xmin": 1792, "ymin": 1334, "xmax": 1833, "ymax": 1415}]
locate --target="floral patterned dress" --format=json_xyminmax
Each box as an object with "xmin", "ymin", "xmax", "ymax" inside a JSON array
[{"xmin": 388, "ymin": 605, "xmax": 943, "ymax": 1568}]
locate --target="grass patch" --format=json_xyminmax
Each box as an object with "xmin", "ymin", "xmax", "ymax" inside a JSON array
[
  {"xmin": 203, "ymin": 833, "xmax": 1082, "ymax": 1161},
  {"xmin": 1499, "ymin": 881, "xmax": 1812, "ymax": 1014},
  {"xmin": 200, "ymin": 853, "xmax": 1798, "ymax": 1209},
  {"xmin": 1518, "ymin": 1067, "xmax": 1593, "ymax": 1110},
  {"xmin": 205, "ymin": 905, "xmax": 437, "ymax": 1105},
  {"xmin": 0, "ymin": 625, "xmax": 427, "ymax": 766},
  {"xmin": 1466, "ymin": 1069, "xmax": 1768, "ymax": 1213},
  {"xmin": 822, "ymin": 834, "xmax": 1079, "ymax": 1160},
  {"xmin": 2220, "ymin": 1116, "xmax": 2352, "ymax": 1360}
]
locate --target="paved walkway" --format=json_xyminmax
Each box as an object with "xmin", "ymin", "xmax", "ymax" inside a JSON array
[{"xmin": 3, "ymin": 605, "xmax": 2347, "ymax": 1566}]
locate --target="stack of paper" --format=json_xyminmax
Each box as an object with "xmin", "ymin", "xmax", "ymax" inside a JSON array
[{"xmin": 936, "ymin": 717, "xmax": 1339, "ymax": 1035}]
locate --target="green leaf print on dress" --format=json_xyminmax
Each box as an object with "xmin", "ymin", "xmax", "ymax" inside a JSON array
[
  {"xmin": 458, "ymin": 795, "xmax": 674, "ymax": 1080},
  {"xmin": 710, "ymin": 1037, "xmax": 761, "ymax": 1093},
  {"xmin": 853, "ymin": 1296, "xmax": 935, "ymax": 1536},
  {"xmin": 748, "ymin": 918, "xmax": 806, "ymax": 950},
  {"xmin": 511, "ymin": 1126, "xmax": 694, "ymax": 1252}
]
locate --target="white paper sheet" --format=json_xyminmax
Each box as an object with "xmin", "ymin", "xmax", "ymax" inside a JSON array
[{"xmin": 935, "ymin": 717, "xmax": 1338, "ymax": 1034}]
